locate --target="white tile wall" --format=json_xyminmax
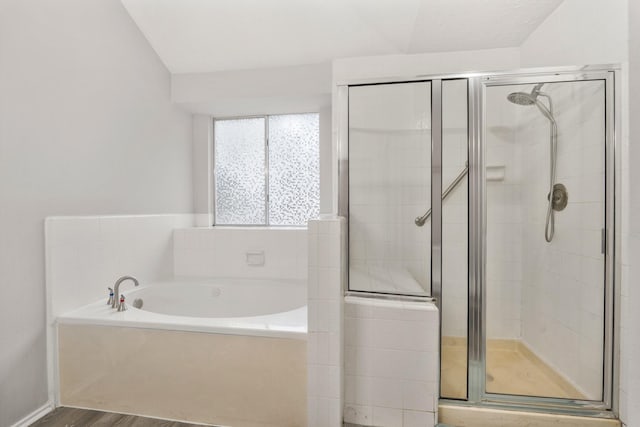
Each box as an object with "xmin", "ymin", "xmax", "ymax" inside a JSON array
[
  {"xmin": 45, "ymin": 214, "xmax": 194, "ymax": 406},
  {"xmin": 516, "ymin": 81, "xmax": 607, "ymax": 400},
  {"xmin": 173, "ymin": 227, "xmax": 307, "ymax": 280},
  {"xmin": 348, "ymin": 83, "xmax": 431, "ymax": 295},
  {"xmin": 483, "ymin": 81, "xmax": 609, "ymax": 399},
  {"xmin": 344, "ymin": 297, "xmax": 439, "ymax": 427},
  {"xmin": 46, "ymin": 214, "xmax": 194, "ymax": 318},
  {"xmin": 441, "ymin": 79, "xmax": 470, "ymax": 340},
  {"xmin": 485, "ymin": 85, "xmax": 524, "ymax": 340},
  {"xmin": 308, "ymin": 216, "xmax": 345, "ymax": 427}
]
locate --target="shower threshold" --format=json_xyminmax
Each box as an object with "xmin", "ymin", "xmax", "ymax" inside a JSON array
[{"xmin": 438, "ymin": 405, "xmax": 620, "ymax": 427}]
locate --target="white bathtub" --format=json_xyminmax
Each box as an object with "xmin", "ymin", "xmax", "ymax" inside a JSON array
[
  {"xmin": 56, "ymin": 277, "xmax": 308, "ymax": 427},
  {"xmin": 57, "ymin": 277, "xmax": 307, "ymax": 339}
]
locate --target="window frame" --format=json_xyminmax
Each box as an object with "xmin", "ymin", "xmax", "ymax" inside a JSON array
[{"xmin": 212, "ymin": 112, "xmax": 320, "ymax": 227}]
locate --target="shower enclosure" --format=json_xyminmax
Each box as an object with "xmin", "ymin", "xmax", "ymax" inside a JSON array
[{"xmin": 338, "ymin": 65, "xmax": 619, "ymax": 416}]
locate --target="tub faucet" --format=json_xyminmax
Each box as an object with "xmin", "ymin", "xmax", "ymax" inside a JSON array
[{"xmin": 112, "ymin": 276, "xmax": 139, "ymax": 309}]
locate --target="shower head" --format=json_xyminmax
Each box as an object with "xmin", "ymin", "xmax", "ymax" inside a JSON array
[
  {"xmin": 507, "ymin": 91, "xmax": 537, "ymax": 105},
  {"xmin": 507, "ymin": 83, "xmax": 545, "ymax": 106},
  {"xmin": 507, "ymin": 83, "xmax": 555, "ymax": 123}
]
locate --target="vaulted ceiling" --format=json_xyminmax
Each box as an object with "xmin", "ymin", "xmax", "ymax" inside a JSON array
[{"xmin": 121, "ymin": 0, "xmax": 563, "ymax": 74}]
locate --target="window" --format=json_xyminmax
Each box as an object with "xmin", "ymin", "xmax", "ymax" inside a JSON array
[{"xmin": 214, "ymin": 113, "xmax": 320, "ymax": 226}]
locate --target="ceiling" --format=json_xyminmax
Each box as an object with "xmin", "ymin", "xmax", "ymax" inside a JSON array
[{"xmin": 121, "ymin": 0, "xmax": 563, "ymax": 74}]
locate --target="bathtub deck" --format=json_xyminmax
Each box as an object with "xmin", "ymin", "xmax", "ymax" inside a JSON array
[{"xmin": 30, "ymin": 407, "xmax": 212, "ymax": 427}]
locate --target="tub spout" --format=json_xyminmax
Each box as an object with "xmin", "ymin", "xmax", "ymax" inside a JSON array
[{"xmin": 112, "ymin": 276, "xmax": 139, "ymax": 309}]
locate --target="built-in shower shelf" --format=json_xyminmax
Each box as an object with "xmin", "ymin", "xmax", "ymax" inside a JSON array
[{"xmin": 487, "ymin": 165, "xmax": 506, "ymax": 181}]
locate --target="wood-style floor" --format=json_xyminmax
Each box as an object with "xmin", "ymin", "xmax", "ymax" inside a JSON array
[{"xmin": 30, "ymin": 407, "xmax": 212, "ymax": 427}]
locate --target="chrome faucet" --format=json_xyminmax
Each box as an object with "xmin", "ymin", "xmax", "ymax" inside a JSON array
[{"xmin": 112, "ymin": 276, "xmax": 139, "ymax": 309}]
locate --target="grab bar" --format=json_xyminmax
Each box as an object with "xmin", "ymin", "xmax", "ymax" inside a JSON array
[{"xmin": 415, "ymin": 161, "xmax": 469, "ymax": 227}]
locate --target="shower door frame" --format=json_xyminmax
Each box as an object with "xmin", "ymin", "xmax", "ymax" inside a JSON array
[
  {"xmin": 466, "ymin": 68, "xmax": 619, "ymax": 417},
  {"xmin": 336, "ymin": 64, "xmax": 621, "ymax": 418}
]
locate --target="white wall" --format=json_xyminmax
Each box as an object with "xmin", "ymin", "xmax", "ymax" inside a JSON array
[
  {"xmin": 620, "ymin": 2, "xmax": 639, "ymax": 426},
  {"xmin": 333, "ymin": 48, "xmax": 521, "ymax": 83},
  {"xmin": 0, "ymin": 1, "xmax": 193, "ymax": 426},
  {"xmin": 520, "ymin": 0, "xmax": 628, "ymax": 68},
  {"xmin": 172, "ymin": 63, "xmax": 332, "ymax": 117}
]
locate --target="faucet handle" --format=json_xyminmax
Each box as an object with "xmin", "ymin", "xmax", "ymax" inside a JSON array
[
  {"xmin": 107, "ymin": 287, "xmax": 114, "ymax": 306},
  {"xmin": 117, "ymin": 294, "xmax": 127, "ymax": 312}
]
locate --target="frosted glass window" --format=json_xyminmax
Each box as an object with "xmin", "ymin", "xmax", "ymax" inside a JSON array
[
  {"xmin": 213, "ymin": 114, "xmax": 319, "ymax": 226},
  {"xmin": 268, "ymin": 114, "xmax": 320, "ymax": 225},
  {"xmin": 214, "ymin": 118, "xmax": 266, "ymax": 225}
]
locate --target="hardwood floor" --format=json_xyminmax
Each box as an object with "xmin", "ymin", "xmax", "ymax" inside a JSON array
[{"xmin": 30, "ymin": 407, "xmax": 212, "ymax": 427}]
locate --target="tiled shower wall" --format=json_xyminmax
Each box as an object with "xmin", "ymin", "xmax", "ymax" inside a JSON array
[
  {"xmin": 441, "ymin": 80, "xmax": 470, "ymax": 339},
  {"xmin": 443, "ymin": 81, "xmax": 521, "ymax": 341},
  {"xmin": 348, "ymin": 83, "xmax": 431, "ymax": 295},
  {"xmin": 518, "ymin": 81, "xmax": 606, "ymax": 399},
  {"xmin": 482, "ymin": 87, "xmax": 524, "ymax": 340}
]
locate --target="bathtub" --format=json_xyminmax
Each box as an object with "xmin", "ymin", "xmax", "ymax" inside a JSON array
[{"xmin": 56, "ymin": 278, "xmax": 308, "ymax": 427}]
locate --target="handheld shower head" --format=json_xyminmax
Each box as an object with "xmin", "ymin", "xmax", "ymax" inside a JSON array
[
  {"xmin": 505, "ymin": 82, "xmax": 560, "ymax": 243},
  {"xmin": 507, "ymin": 91, "xmax": 537, "ymax": 105},
  {"xmin": 507, "ymin": 83, "xmax": 545, "ymax": 106},
  {"xmin": 507, "ymin": 83, "xmax": 555, "ymax": 123}
]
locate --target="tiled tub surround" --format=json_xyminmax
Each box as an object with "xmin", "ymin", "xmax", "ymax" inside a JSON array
[
  {"xmin": 45, "ymin": 214, "xmax": 194, "ymax": 405},
  {"xmin": 173, "ymin": 226, "xmax": 308, "ymax": 280},
  {"xmin": 56, "ymin": 278, "xmax": 307, "ymax": 426},
  {"xmin": 46, "ymin": 214, "xmax": 195, "ymax": 319},
  {"xmin": 58, "ymin": 278, "xmax": 306, "ymax": 338},
  {"xmin": 344, "ymin": 297, "xmax": 439, "ymax": 427},
  {"xmin": 58, "ymin": 324, "xmax": 306, "ymax": 427},
  {"xmin": 307, "ymin": 217, "xmax": 346, "ymax": 427},
  {"xmin": 48, "ymin": 216, "xmax": 310, "ymax": 425}
]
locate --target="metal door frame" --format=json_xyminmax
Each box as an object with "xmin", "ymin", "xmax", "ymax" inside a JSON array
[{"xmin": 336, "ymin": 64, "xmax": 620, "ymax": 418}]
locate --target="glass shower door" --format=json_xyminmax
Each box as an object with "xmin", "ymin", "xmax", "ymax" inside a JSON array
[
  {"xmin": 348, "ymin": 82, "xmax": 432, "ymax": 297},
  {"xmin": 483, "ymin": 78, "xmax": 608, "ymax": 402},
  {"xmin": 341, "ymin": 66, "xmax": 617, "ymax": 417}
]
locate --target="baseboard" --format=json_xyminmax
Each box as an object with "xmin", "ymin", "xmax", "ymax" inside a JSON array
[{"xmin": 9, "ymin": 402, "xmax": 54, "ymax": 427}]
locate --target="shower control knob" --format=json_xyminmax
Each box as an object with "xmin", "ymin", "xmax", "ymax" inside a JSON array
[{"xmin": 548, "ymin": 183, "xmax": 568, "ymax": 211}]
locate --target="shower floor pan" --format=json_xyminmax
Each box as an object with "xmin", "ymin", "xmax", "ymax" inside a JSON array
[{"xmin": 441, "ymin": 337, "xmax": 585, "ymax": 399}]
